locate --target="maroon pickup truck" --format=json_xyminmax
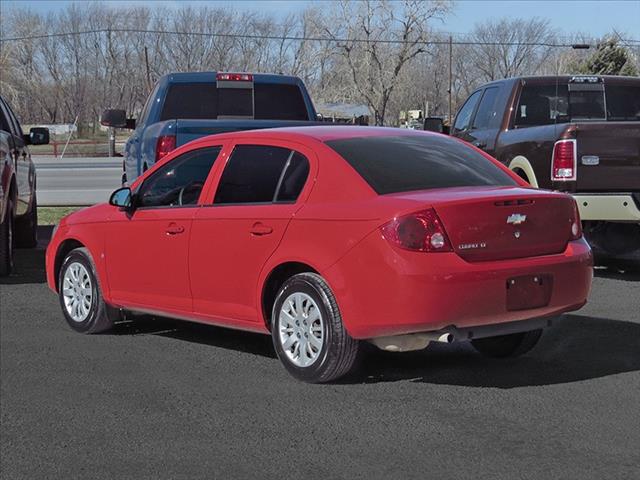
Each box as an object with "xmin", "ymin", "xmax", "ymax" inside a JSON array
[{"xmin": 440, "ymin": 75, "xmax": 640, "ymax": 263}]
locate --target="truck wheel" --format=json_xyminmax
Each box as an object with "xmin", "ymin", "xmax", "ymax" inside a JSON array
[
  {"xmin": 471, "ymin": 329, "xmax": 542, "ymax": 358},
  {"xmin": 271, "ymin": 273, "xmax": 360, "ymax": 383},
  {"xmin": 0, "ymin": 198, "xmax": 15, "ymax": 276},
  {"xmin": 15, "ymin": 193, "xmax": 38, "ymax": 248},
  {"xmin": 58, "ymin": 247, "xmax": 119, "ymax": 334}
]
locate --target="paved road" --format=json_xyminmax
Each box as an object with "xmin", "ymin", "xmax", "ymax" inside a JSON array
[
  {"xmin": 34, "ymin": 156, "xmax": 122, "ymax": 206},
  {"xmin": 1, "ymin": 235, "xmax": 639, "ymax": 479}
]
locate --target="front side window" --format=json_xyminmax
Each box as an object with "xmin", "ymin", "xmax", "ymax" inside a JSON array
[
  {"xmin": 452, "ymin": 90, "xmax": 482, "ymax": 133},
  {"xmin": 326, "ymin": 134, "xmax": 517, "ymax": 195},
  {"xmin": 472, "ymin": 87, "xmax": 500, "ymax": 129},
  {"xmin": 214, "ymin": 145, "xmax": 309, "ymax": 204},
  {"xmin": 137, "ymin": 146, "xmax": 221, "ymax": 208}
]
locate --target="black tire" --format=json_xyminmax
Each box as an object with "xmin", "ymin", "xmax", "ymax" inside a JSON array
[
  {"xmin": 471, "ymin": 329, "xmax": 543, "ymax": 358},
  {"xmin": 271, "ymin": 272, "xmax": 360, "ymax": 383},
  {"xmin": 0, "ymin": 198, "xmax": 15, "ymax": 276},
  {"xmin": 15, "ymin": 193, "xmax": 38, "ymax": 248},
  {"xmin": 58, "ymin": 247, "xmax": 119, "ymax": 334}
]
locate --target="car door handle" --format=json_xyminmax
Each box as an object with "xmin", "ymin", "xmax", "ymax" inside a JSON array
[
  {"xmin": 166, "ymin": 223, "xmax": 185, "ymax": 235},
  {"xmin": 250, "ymin": 222, "xmax": 273, "ymax": 236},
  {"xmin": 473, "ymin": 141, "xmax": 487, "ymax": 149}
]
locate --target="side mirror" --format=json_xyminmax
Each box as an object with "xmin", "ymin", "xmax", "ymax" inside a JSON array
[
  {"xmin": 25, "ymin": 127, "xmax": 50, "ymax": 145},
  {"xmin": 101, "ymin": 109, "xmax": 128, "ymax": 128},
  {"xmin": 109, "ymin": 187, "xmax": 132, "ymax": 209},
  {"xmin": 423, "ymin": 117, "xmax": 446, "ymax": 134}
]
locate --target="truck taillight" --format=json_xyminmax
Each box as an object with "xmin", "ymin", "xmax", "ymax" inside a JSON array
[
  {"xmin": 216, "ymin": 73, "xmax": 253, "ymax": 81},
  {"xmin": 570, "ymin": 199, "xmax": 583, "ymax": 240},
  {"xmin": 551, "ymin": 139, "xmax": 577, "ymax": 181},
  {"xmin": 156, "ymin": 135, "xmax": 176, "ymax": 162},
  {"xmin": 381, "ymin": 208, "xmax": 452, "ymax": 253}
]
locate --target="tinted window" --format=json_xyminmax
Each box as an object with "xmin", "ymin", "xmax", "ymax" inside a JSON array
[
  {"xmin": 606, "ymin": 85, "xmax": 640, "ymax": 121},
  {"xmin": 515, "ymin": 84, "xmax": 569, "ymax": 127},
  {"xmin": 160, "ymin": 82, "xmax": 309, "ymax": 121},
  {"xmin": 160, "ymin": 83, "xmax": 218, "ymax": 120},
  {"xmin": 254, "ymin": 84, "xmax": 309, "ymax": 120},
  {"xmin": 138, "ymin": 147, "xmax": 221, "ymax": 207},
  {"xmin": 218, "ymin": 88, "xmax": 253, "ymax": 117},
  {"xmin": 138, "ymin": 82, "xmax": 160, "ymax": 126},
  {"xmin": 453, "ymin": 90, "xmax": 482, "ymax": 133},
  {"xmin": 569, "ymin": 89, "xmax": 605, "ymax": 119},
  {"xmin": 276, "ymin": 152, "xmax": 310, "ymax": 202},
  {"xmin": 326, "ymin": 135, "xmax": 517, "ymax": 195},
  {"xmin": 215, "ymin": 145, "xmax": 292, "ymax": 204},
  {"xmin": 472, "ymin": 87, "xmax": 500, "ymax": 129}
]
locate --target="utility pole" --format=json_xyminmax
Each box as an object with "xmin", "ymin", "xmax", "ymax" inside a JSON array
[
  {"xmin": 144, "ymin": 46, "xmax": 152, "ymax": 93},
  {"xmin": 448, "ymin": 35, "xmax": 453, "ymax": 126}
]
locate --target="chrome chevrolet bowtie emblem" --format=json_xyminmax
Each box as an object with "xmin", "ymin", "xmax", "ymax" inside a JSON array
[{"xmin": 506, "ymin": 213, "xmax": 527, "ymax": 225}]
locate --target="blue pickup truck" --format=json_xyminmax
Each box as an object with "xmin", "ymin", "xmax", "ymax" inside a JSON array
[{"xmin": 101, "ymin": 72, "xmax": 319, "ymax": 184}]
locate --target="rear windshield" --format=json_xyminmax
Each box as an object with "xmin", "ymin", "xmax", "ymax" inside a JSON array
[
  {"xmin": 515, "ymin": 81, "xmax": 640, "ymax": 126},
  {"xmin": 160, "ymin": 82, "xmax": 309, "ymax": 121},
  {"xmin": 326, "ymin": 135, "xmax": 517, "ymax": 195}
]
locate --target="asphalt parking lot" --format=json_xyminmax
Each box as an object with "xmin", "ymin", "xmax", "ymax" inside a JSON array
[{"xmin": 1, "ymin": 234, "xmax": 639, "ymax": 479}]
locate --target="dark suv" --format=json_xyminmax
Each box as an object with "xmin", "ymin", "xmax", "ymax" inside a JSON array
[{"xmin": 0, "ymin": 95, "xmax": 49, "ymax": 276}]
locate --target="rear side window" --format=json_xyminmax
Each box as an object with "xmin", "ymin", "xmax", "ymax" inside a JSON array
[
  {"xmin": 214, "ymin": 145, "xmax": 309, "ymax": 204},
  {"xmin": 515, "ymin": 84, "xmax": 569, "ymax": 127},
  {"xmin": 254, "ymin": 84, "xmax": 309, "ymax": 120},
  {"xmin": 472, "ymin": 87, "xmax": 500, "ymax": 129},
  {"xmin": 160, "ymin": 83, "xmax": 218, "ymax": 120},
  {"xmin": 452, "ymin": 90, "xmax": 482, "ymax": 133},
  {"xmin": 326, "ymin": 135, "xmax": 517, "ymax": 195}
]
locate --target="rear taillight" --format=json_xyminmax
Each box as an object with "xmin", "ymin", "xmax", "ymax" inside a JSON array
[
  {"xmin": 156, "ymin": 135, "xmax": 176, "ymax": 162},
  {"xmin": 551, "ymin": 139, "xmax": 577, "ymax": 181},
  {"xmin": 570, "ymin": 199, "xmax": 582, "ymax": 240},
  {"xmin": 381, "ymin": 208, "xmax": 452, "ymax": 252},
  {"xmin": 216, "ymin": 72, "xmax": 253, "ymax": 81}
]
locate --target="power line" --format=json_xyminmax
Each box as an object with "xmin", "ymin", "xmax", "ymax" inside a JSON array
[{"xmin": 3, "ymin": 27, "xmax": 638, "ymax": 48}]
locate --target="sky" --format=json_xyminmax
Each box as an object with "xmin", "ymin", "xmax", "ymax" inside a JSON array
[{"xmin": 3, "ymin": 0, "xmax": 640, "ymax": 39}]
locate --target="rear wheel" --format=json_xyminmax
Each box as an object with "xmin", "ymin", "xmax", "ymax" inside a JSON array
[
  {"xmin": 15, "ymin": 193, "xmax": 38, "ymax": 248},
  {"xmin": 471, "ymin": 329, "xmax": 543, "ymax": 358},
  {"xmin": 58, "ymin": 247, "xmax": 119, "ymax": 334},
  {"xmin": 271, "ymin": 273, "xmax": 360, "ymax": 383},
  {"xmin": 0, "ymin": 198, "xmax": 15, "ymax": 276}
]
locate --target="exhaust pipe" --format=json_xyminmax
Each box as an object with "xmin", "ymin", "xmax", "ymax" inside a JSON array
[{"xmin": 369, "ymin": 330, "xmax": 453, "ymax": 352}]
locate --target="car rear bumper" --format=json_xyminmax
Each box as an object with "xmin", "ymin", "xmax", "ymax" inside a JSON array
[
  {"xmin": 323, "ymin": 232, "xmax": 593, "ymax": 339},
  {"xmin": 574, "ymin": 193, "xmax": 640, "ymax": 222}
]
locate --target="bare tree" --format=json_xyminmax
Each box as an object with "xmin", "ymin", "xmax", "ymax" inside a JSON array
[{"xmin": 318, "ymin": 0, "xmax": 448, "ymax": 125}]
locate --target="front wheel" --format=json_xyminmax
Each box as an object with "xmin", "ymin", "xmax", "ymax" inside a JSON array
[
  {"xmin": 271, "ymin": 273, "xmax": 360, "ymax": 383},
  {"xmin": 58, "ymin": 247, "xmax": 119, "ymax": 334},
  {"xmin": 471, "ymin": 329, "xmax": 543, "ymax": 358}
]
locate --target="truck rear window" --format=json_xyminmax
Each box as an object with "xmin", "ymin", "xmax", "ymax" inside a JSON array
[
  {"xmin": 326, "ymin": 135, "xmax": 517, "ymax": 195},
  {"xmin": 160, "ymin": 82, "xmax": 309, "ymax": 121}
]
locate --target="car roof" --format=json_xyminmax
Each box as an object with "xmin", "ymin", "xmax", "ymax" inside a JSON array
[
  {"xmin": 159, "ymin": 71, "xmax": 305, "ymax": 85},
  {"xmin": 190, "ymin": 126, "xmax": 437, "ymax": 147}
]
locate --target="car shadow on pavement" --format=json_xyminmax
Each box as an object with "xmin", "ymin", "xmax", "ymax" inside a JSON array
[
  {"xmin": 0, "ymin": 226, "xmax": 52, "ymax": 286},
  {"xmin": 112, "ymin": 315, "xmax": 277, "ymax": 359},
  {"xmin": 349, "ymin": 314, "xmax": 640, "ymax": 388}
]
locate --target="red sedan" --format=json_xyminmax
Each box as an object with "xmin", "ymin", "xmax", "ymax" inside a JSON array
[{"xmin": 46, "ymin": 127, "xmax": 592, "ymax": 383}]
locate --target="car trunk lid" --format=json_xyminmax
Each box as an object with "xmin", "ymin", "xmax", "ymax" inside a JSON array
[{"xmin": 388, "ymin": 187, "xmax": 576, "ymax": 262}]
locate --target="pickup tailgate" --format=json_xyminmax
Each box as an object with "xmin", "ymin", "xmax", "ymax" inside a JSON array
[
  {"xmin": 575, "ymin": 122, "xmax": 640, "ymax": 192},
  {"xmin": 175, "ymin": 119, "xmax": 326, "ymax": 146}
]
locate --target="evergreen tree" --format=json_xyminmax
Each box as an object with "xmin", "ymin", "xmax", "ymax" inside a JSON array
[{"xmin": 574, "ymin": 38, "xmax": 638, "ymax": 76}]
